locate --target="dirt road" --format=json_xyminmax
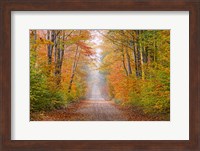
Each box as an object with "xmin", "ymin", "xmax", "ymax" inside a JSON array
[
  {"xmin": 31, "ymin": 100, "xmax": 167, "ymax": 121},
  {"xmin": 74, "ymin": 100, "xmax": 127, "ymax": 121},
  {"xmin": 34, "ymin": 100, "xmax": 127, "ymax": 121}
]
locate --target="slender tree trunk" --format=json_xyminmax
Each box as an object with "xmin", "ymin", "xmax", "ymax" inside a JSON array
[
  {"xmin": 31, "ymin": 30, "xmax": 37, "ymax": 67},
  {"xmin": 54, "ymin": 30, "xmax": 65, "ymax": 86},
  {"xmin": 68, "ymin": 31, "xmax": 82, "ymax": 93},
  {"xmin": 47, "ymin": 30, "xmax": 56, "ymax": 75},
  {"xmin": 137, "ymin": 45, "xmax": 142, "ymax": 78},
  {"xmin": 133, "ymin": 39, "xmax": 138, "ymax": 77},
  {"xmin": 33, "ymin": 30, "xmax": 37, "ymax": 44},
  {"xmin": 121, "ymin": 48, "xmax": 128, "ymax": 76},
  {"xmin": 125, "ymin": 47, "xmax": 132, "ymax": 75},
  {"xmin": 153, "ymin": 31, "xmax": 158, "ymax": 62},
  {"xmin": 32, "ymin": 30, "xmax": 37, "ymax": 49},
  {"xmin": 147, "ymin": 47, "xmax": 151, "ymax": 64},
  {"xmin": 139, "ymin": 41, "xmax": 144, "ymax": 80},
  {"xmin": 121, "ymin": 31, "xmax": 132, "ymax": 76},
  {"xmin": 142, "ymin": 46, "xmax": 148, "ymax": 63},
  {"xmin": 47, "ymin": 30, "xmax": 51, "ymax": 64},
  {"xmin": 60, "ymin": 30, "xmax": 65, "ymax": 67},
  {"xmin": 54, "ymin": 31, "xmax": 58, "ymax": 64},
  {"xmin": 68, "ymin": 45, "xmax": 80, "ymax": 93},
  {"xmin": 133, "ymin": 30, "xmax": 142, "ymax": 78},
  {"xmin": 47, "ymin": 30, "xmax": 56, "ymax": 65},
  {"xmin": 133, "ymin": 31, "xmax": 139, "ymax": 78}
]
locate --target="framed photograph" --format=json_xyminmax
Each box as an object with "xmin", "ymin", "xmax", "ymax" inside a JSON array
[{"xmin": 1, "ymin": 0, "xmax": 199, "ymax": 150}]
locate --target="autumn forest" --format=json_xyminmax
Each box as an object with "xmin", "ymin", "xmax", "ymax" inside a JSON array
[{"xmin": 30, "ymin": 30, "xmax": 170, "ymax": 121}]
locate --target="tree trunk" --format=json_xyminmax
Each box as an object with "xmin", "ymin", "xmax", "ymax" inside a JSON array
[
  {"xmin": 32, "ymin": 30, "xmax": 37, "ymax": 64},
  {"xmin": 139, "ymin": 40, "xmax": 144, "ymax": 79},
  {"xmin": 121, "ymin": 48, "xmax": 128, "ymax": 76},
  {"xmin": 142, "ymin": 46, "xmax": 148, "ymax": 63},
  {"xmin": 68, "ymin": 31, "xmax": 82, "ymax": 93},
  {"xmin": 54, "ymin": 30, "xmax": 65, "ymax": 86},
  {"xmin": 125, "ymin": 47, "xmax": 132, "ymax": 75},
  {"xmin": 68, "ymin": 45, "xmax": 80, "ymax": 93},
  {"xmin": 153, "ymin": 31, "xmax": 158, "ymax": 62},
  {"xmin": 133, "ymin": 30, "xmax": 142, "ymax": 78},
  {"xmin": 47, "ymin": 30, "xmax": 56, "ymax": 65}
]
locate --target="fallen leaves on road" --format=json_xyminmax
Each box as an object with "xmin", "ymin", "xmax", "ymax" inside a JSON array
[{"xmin": 31, "ymin": 100, "xmax": 169, "ymax": 121}]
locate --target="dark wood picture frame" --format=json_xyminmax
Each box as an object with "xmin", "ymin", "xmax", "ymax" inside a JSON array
[{"xmin": 0, "ymin": 0, "xmax": 200, "ymax": 150}]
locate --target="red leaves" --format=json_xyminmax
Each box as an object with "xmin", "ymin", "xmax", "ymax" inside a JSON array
[{"xmin": 77, "ymin": 41, "xmax": 95, "ymax": 56}]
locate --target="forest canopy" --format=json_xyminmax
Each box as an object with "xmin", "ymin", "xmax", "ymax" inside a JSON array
[
  {"xmin": 30, "ymin": 30, "xmax": 170, "ymax": 120},
  {"xmin": 99, "ymin": 30, "xmax": 170, "ymax": 116}
]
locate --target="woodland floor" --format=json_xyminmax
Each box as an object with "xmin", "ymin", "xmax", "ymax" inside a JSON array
[{"xmin": 31, "ymin": 100, "xmax": 168, "ymax": 121}]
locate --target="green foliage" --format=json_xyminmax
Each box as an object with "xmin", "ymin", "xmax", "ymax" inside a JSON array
[
  {"xmin": 123, "ymin": 69, "xmax": 170, "ymax": 116},
  {"xmin": 101, "ymin": 30, "xmax": 170, "ymax": 118},
  {"xmin": 129, "ymin": 31, "xmax": 170, "ymax": 115},
  {"xmin": 30, "ymin": 65, "xmax": 86, "ymax": 112},
  {"xmin": 30, "ymin": 30, "xmax": 91, "ymax": 114},
  {"xmin": 30, "ymin": 65, "xmax": 66, "ymax": 112}
]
